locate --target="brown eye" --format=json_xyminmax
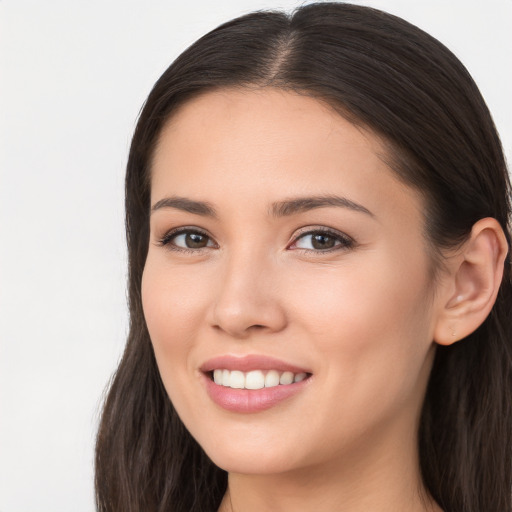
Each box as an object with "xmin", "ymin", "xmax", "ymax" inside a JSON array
[
  {"xmin": 160, "ymin": 229, "xmax": 215, "ymax": 250},
  {"xmin": 184, "ymin": 232, "xmax": 209, "ymax": 248},
  {"xmin": 310, "ymin": 233, "xmax": 336, "ymax": 250},
  {"xmin": 292, "ymin": 229, "xmax": 354, "ymax": 252}
]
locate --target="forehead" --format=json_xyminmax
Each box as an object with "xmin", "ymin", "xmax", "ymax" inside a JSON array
[
  {"xmin": 150, "ymin": 87, "xmax": 423, "ymax": 222},
  {"xmin": 156, "ymin": 87, "xmax": 380, "ymax": 160}
]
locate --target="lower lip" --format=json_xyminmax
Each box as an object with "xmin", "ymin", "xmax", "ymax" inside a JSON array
[{"xmin": 203, "ymin": 373, "xmax": 310, "ymax": 413}]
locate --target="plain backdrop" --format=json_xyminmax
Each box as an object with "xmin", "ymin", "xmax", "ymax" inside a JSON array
[{"xmin": 0, "ymin": 1, "xmax": 510, "ymax": 510}]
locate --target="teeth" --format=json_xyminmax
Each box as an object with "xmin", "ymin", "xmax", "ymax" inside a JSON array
[
  {"xmin": 279, "ymin": 371, "xmax": 294, "ymax": 385},
  {"xmin": 211, "ymin": 369, "xmax": 309, "ymax": 389},
  {"xmin": 246, "ymin": 370, "xmax": 265, "ymax": 390},
  {"xmin": 265, "ymin": 370, "xmax": 280, "ymax": 388},
  {"xmin": 230, "ymin": 370, "xmax": 245, "ymax": 389},
  {"xmin": 294, "ymin": 372, "xmax": 307, "ymax": 383}
]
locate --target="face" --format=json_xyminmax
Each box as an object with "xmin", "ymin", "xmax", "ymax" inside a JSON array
[{"xmin": 142, "ymin": 88, "xmax": 442, "ymax": 477}]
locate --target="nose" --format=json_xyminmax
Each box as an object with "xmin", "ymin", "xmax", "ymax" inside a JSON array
[{"xmin": 210, "ymin": 250, "xmax": 288, "ymax": 339}]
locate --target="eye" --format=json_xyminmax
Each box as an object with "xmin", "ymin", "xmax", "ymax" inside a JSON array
[
  {"xmin": 290, "ymin": 229, "xmax": 354, "ymax": 252},
  {"xmin": 158, "ymin": 228, "xmax": 216, "ymax": 251}
]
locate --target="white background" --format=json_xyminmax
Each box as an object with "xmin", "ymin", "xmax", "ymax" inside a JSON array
[{"xmin": 0, "ymin": 1, "xmax": 510, "ymax": 511}]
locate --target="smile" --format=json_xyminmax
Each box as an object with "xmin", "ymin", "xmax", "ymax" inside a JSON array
[
  {"xmin": 212, "ymin": 369, "xmax": 308, "ymax": 389},
  {"xmin": 201, "ymin": 355, "xmax": 312, "ymax": 413}
]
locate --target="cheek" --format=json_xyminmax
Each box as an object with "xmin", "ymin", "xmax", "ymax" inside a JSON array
[
  {"xmin": 140, "ymin": 258, "xmax": 214, "ymax": 426},
  {"xmin": 141, "ymin": 257, "xmax": 207, "ymax": 365},
  {"xmin": 287, "ymin": 253, "xmax": 434, "ymax": 396},
  {"xmin": 293, "ymin": 258, "xmax": 429, "ymax": 335}
]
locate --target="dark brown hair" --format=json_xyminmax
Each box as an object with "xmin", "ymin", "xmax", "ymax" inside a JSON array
[{"xmin": 95, "ymin": 3, "xmax": 512, "ymax": 511}]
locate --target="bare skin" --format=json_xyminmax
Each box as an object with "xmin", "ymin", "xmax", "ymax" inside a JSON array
[{"xmin": 143, "ymin": 87, "xmax": 506, "ymax": 512}]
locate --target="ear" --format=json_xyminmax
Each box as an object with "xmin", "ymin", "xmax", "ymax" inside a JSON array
[{"xmin": 434, "ymin": 218, "xmax": 508, "ymax": 346}]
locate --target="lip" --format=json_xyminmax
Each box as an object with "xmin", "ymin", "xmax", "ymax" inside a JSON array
[
  {"xmin": 200, "ymin": 355, "xmax": 312, "ymax": 413},
  {"xmin": 200, "ymin": 354, "xmax": 311, "ymax": 374}
]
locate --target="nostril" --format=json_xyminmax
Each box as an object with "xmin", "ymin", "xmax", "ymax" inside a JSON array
[{"xmin": 210, "ymin": 291, "xmax": 288, "ymax": 337}]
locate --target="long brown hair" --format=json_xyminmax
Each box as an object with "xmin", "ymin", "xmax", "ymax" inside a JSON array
[{"xmin": 95, "ymin": 3, "xmax": 512, "ymax": 511}]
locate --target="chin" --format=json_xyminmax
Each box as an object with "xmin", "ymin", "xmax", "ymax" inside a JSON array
[
  {"xmin": 194, "ymin": 430, "xmax": 304, "ymax": 475},
  {"xmin": 208, "ymin": 449, "xmax": 299, "ymax": 475}
]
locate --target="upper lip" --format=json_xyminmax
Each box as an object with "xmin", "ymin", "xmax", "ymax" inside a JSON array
[{"xmin": 200, "ymin": 354, "xmax": 311, "ymax": 374}]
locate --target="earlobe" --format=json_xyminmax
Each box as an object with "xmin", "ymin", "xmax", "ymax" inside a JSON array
[{"xmin": 434, "ymin": 218, "xmax": 508, "ymax": 346}]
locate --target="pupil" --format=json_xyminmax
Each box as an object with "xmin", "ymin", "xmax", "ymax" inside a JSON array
[
  {"xmin": 186, "ymin": 233, "xmax": 208, "ymax": 248},
  {"xmin": 312, "ymin": 233, "xmax": 335, "ymax": 250}
]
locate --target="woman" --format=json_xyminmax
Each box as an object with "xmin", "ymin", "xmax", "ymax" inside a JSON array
[{"xmin": 95, "ymin": 3, "xmax": 511, "ymax": 511}]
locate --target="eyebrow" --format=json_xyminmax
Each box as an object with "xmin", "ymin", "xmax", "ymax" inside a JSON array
[
  {"xmin": 271, "ymin": 195, "xmax": 374, "ymax": 218},
  {"xmin": 150, "ymin": 194, "xmax": 373, "ymax": 218},
  {"xmin": 151, "ymin": 196, "xmax": 218, "ymax": 217}
]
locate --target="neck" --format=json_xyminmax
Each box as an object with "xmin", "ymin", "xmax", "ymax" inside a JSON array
[{"xmin": 218, "ymin": 423, "xmax": 442, "ymax": 512}]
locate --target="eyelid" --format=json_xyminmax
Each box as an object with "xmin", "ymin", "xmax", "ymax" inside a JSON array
[
  {"xmin": 157, "ymin": 226, "xmax": 218, "ymax": 251},
  {"xmin": 155, "ymin": 225, "xmax": 354, "ymax": 253},
  {"xmin": 288, "ymin": 226, "xmax": 355, "ymax": 252}
]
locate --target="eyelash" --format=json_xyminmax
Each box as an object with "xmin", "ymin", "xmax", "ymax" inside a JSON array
[
  {"xmin": 157, "ymin": 226, "xmax": 355, "ymax": 254},
  {"xmin": 157, "ymin": 227, "xmax": 215, "ymax": 254},
  {"xmin": 289, "ymin": 228, "xmax": 355, "ymax": 253}
]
